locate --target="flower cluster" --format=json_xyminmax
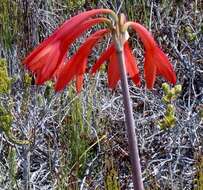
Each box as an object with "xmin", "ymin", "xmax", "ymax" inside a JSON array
[{"xmin": 23, "ymin": 9, "xmax": 176, "ymax": 92}]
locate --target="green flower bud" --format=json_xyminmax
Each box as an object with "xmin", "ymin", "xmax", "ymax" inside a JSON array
[
  {"xmin": 164, "ymin": 115, "xmax": 176, "ymax": 127},
  {"xmin": 174, "ymin": 84, "xmax": 182, "ymax": 94},
  {"xmin": 158, "ymin": 122, "xmax": 165, "ymax": 130},
  {"xmin": 170, "ymin": 88, "xmax": 176, "ymax": 96},
  {"xmin": 166, "ymin": 104, "xmax": 175, "ymax": 115},
  {"xmin": 162, "ymin": 83, "xmax": 170, "ymax": 94},
  {"xmin": 188, "ymin": 33, "xmax": 197, "ymax": 41},
  {"xmin": 162, "ymin": 96, "xmax": 170, "ymax": 104},
  {"xmin": 24, "ymin": 73, "xmax": 32, "ymax": 85}
]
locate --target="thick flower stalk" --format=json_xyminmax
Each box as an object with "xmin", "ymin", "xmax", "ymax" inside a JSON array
[{"xmin": 23, "ymin": 9, "xmax": 176, "ymax": 190}]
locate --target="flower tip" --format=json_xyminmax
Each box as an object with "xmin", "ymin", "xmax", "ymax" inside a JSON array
[
  {"xmin": 54, "ymin": 83, "xmax": 63, "ymax": 92},
  {"xmin": 137, "ymin": 81, "xmax": 141, "ymax": 87},
  {"xmin": 35, "ymin": 78, "xmax": 44, "ymax": 85},
  {"xmin": 147, "ymin": 85, "xmax": 153, "ymax": 90},
  {"xmin": 76, "ymin": 89, "xmax": 82, "ymax": 94},
  {"xmin": 22, "ymin": 60, "xmax": 26, "ymax": 65},
  {"xmin": 131, "ymin": 74, "xmax": 141, "ymax": 87},
  {"xmin": 172, "ymin": 75, "xmax": 177, "ymax": 85}
]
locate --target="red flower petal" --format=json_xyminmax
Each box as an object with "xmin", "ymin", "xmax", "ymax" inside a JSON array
[
  {"xmin": 52, "ymin": 54, "xmax": 67, "ymax": 79},
  {"xmin": 53, "ymin": 9, "xmax": 112, "ymax": 40},
  {"xmin": 23, "ymin": 35, "xmax": 57, "ymax": 66},
  {"xmin": 23, "ymin": 9, "xmax": 112, "ymax": 65},
  {"xmin": 26, "ymin": 18, "xmax": 106, "ymax": 70},
  {"xmin": 129, "ymin": 22, "xmax": 176, "ymax": 88},
  {"xmin": 54, "ymin": 57, "xmax": 76, "ymax": 91},
  {"xmin": 35, "ymin": 42, "xmax": 61, "ymax": 84},
  {"xmin": 76, "ymin": 74, "xmax": 84, "ymax": 93},
  {"xmin": 55, "ymin": 29, "xmax": 109, "ymax": 92},
  {"xmin": 131, "ymin": 74, "xmax": 140, "ymax": 86},
  {"xmin": 25, "ymin": 42, "xmax": 56, "ymax": 69},
  {"xmin": 61, "ymin": 18, "xmax": 108, "ymax": 47},
  {"xmin": 124, "ymin": 42, "xmax": 140, "ymax": 86},
  {"xmin": 91, "ymin": 41, "xmax": 140, "ymax": 88},
  {"xmin": 23, "ymin": 9, "xmax": 112, "ymax": 85},
  {"xmin": 154, "ymin": 47, "xmax": 176, "ymax": 84},
  {"xmin": 91, "ymin": 43, "xmax": 115, "ymax": 74},
  {"xmin": 46, "ymin": 18, "xmax": 107, "ymax": 83},
  {"xmin": 108, "ymin": 52, "xmax": 120, "ymax": 89},
  {"xmin": 144, "ymin": 51, "xmax": 157, "ymax": 89},
  {"xmin": 129, "ymin": 22, "xmax": 156, "ymax": 50},
  {"xmin": 75, "ymin": 58, "xmax": 88, "ymax": 93}
]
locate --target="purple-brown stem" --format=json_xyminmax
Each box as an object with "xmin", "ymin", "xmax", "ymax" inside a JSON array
[{"xmin": 116, "ymin": 45, "xmax": 144, "ymax": 190}]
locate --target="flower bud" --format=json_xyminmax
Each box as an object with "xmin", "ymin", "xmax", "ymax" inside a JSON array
[
  {"xmin": 174, "ymin": 84, "xmax": 182, "ymax": 94},
  {"xmin": 162, "ymin": 83, "xmax": 170, "ymax": 94}
]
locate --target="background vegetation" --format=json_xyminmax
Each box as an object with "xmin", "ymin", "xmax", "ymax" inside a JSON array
[{"xmin": 0, "ymin": 0, "xmax": 202, "ymax": 189}]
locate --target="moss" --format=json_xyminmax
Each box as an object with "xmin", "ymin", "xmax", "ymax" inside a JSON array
[{"xmin": 0, "ymin": 59, "xmax": 10, "ymax": 94}]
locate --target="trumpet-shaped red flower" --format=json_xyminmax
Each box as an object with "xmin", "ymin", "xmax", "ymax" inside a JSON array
[
  {"xmin": 23, "ymin": 9, "xmax": 176, "ymax": 92},
  {"xmin": 55, "ymin": 29, "xmax": 110, "ymax": 92},
  {"xmin": 91, "ymin": 42, "xmax": 140, "ymax": 89},
  {"xmin": 129, "ymin": 22, "xmax": 176, "ymax": 89},
  {"xmin": 23, "ymin": 9, "xmax": 113, "ymax": 85}
]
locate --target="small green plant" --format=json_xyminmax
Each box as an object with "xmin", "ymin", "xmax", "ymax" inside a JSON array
[
  {"xmin": 0, "ymin": 105, "xmax": 12, "ymax": 134},
  {"xmin": 8, "ymin": 147, "xmax": 18, "ymax": 189},
  {"xmin": 0, "ymin": 104, "xmax": 30, "ymax": 145},
  {"xmin": 158, "ymin": 83, "xmax": 182, "ymax": 129},
  {"xmin": 57, "ymin": 87, "xmax": 94, "ymax": 189},
  {"xmin": 23, "ymin": 73, "xmax": 32, "ymax": 87},
  {"xmin": 0, "ymin": 59, "xmax": 10, "ymax": 94},
  {"xmin": 104, "ymin": 156, "xmax": 121, "ymax": 190},
  {"xmin": 0, "ymin": 59, "xmax": 30, "ymax": 145}
]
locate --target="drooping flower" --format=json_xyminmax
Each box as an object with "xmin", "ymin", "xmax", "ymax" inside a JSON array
[
  {"xmin": 23, "ymin": 9, "xmax": 176, "ymax": 92},
  {"xmin": 91, "ymin": 42, "xmax": 140, "ymax": 89},
  {"xmin": 54, "ymin": 29, "xmax": 110, "ymax": 92},
  {"xmin": 129, "ymin": 22, "xmax": 176, "ymax": 89},
  {"xmin": 23, "ymin": 9, "xmax": 114, "ymax": 85}
]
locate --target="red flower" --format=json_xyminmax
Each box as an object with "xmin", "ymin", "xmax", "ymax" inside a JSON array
[
  {"xmin": 23, "ymin": 9, "xmax": 176, "ymax": 92},
  {"xmin": 129, "ymin": 22, "xmax": 176, "ymax": 89},
  {"xmin": 54, "ymin": 29, "xmax": 110, "ymax": 92},
  {"xmin": 23, "ymin": 9, "xmax": 113, "ymax": 85},
  {"xmin": 91, "ymin": 42, "xmax": 140, "ymax": 89}
]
